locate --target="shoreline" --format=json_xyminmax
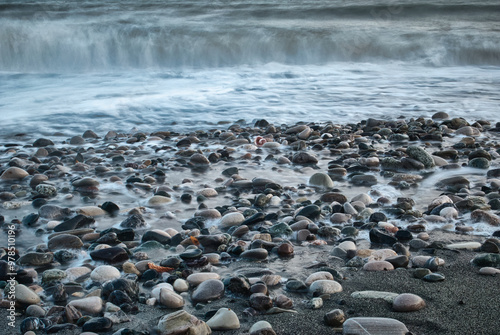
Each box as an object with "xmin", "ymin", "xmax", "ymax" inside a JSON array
[{"xmin": 1, "ymin": 115, "xmax": 500, "ymax": 335}]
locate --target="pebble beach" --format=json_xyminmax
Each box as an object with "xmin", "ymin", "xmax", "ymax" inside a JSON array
[{"xmin": 1, "ymin": 114, "xmax": 500, "ymax": 335}]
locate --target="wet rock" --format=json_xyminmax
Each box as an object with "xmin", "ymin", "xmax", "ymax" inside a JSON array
[
  {"xmin": 309, "ymin": 173, "xmax": 334, "ymax": 188},
  {"xmin": 471, "ymin": 209, "xmax": 500, "ymax": 226},
  {"xmin": 190, "ymin": 153, "xmax": 210, "ymax": 165},
  {"xmin": 305, "ymin": 272, "xmax": 334, "ymax": 286},
  {"xmin": 219, "ymin": 212, "xmax": 245, "ymax": 228},
  {"xmin": 120, "ymin": 214, "xmax": 146, "ymax": 228},
  {"xmin": 33, "ymin": 138, "xmax": 54, "ymax": 147},
  {"xmin": 42, "ymin": 269, "xmax": 67, "ymax": 284},
  {"xmin": 36, "ymin": 184, "xmax": 57, "ymax": 197},
  {"xmin": 324, "ymin": 309, "xmax": 345, "ymax": 327},
  {"xmin": 309, "ymin": 280, "xmax": 342, "ymax": 295},
  {"xmin": 240, "ymin": 248, "xmax": 268, "ymax": 261},
  {"xmin": 82, "ymin": 317, "xmax": 113, "ymax": 333},
  {"xmin": 296, "ymin": 204, "xmax": 321, "ymax": 220},
  {"xmin": 406, "ymin": 146, "xmax": 435, "ymax": 169},
  {"xmin": 15, "ymin": 284, "xmax": 41, "ymax": 305},
  {"xmin": 54, "ymin": 214, "xmax": 95, "ymax": 232},
  {"xmin": 39, "ymin": 205, "xmax": 72, "ymax": 220},
  {"xmin": 469, "ymin": 157, "xmax": 490, "ymax": 169},
  {"xmin": 90, "ymin": 247, "xmax": 129, "ymax": 263},
  {"xmin": 369, "ymin": 229, "xmax": 397, "ymax": 245},
  {"xmin": 249, "ymin": 293, "xmax": 273, "ymax": 311},
  {"xmin": 90, "ymin": 265, "xmax": 121, "ymax": 283},
  {"xmin": 292, "ymin": 152, "xmax": 318, "ymax": 165},
  {"xmin": 285, "ymin": 280, "xmax": 307, "ymax": 293},
  {"xmin": 472, "ymin": 253, "xmax": 500, "ymax": 267},
  {"xmin": 187, "ymin": 273, "xmax": 221, "ymax": 286},
  {"xmin": 1, "ymin": 166, "xmax": 29, "ymax": 180},
  {"xmin": 157, "ymin": 310, "xmax": 211, "ymax": 335},
  {"xmin": 224, "ymin": 275, "xmax": 251, "ymax": 295},
  {"xmin": 18, "ymin": 252, "xmax": 53, "ymax": 266},
  {"xmin": 68, "ymin": 296, "xmax": 103, "ymax": 314}
]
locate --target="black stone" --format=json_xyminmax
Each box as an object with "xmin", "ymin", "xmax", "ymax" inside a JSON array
[
  {"xmin": 241, "ymin": 212, "xmax": 266, "ymax": 226},
  {"xmin": 369, "ymin": 212, "xmax": 387, "ymax": 223},
  {"xmin": 54, "ymin": 250, "xmax": 78, "ymax": 263},
  {"xmin": 46, "ymin": 323, "xmax": 78, "ymax": 333},
  {"xmin": 369, "ymin": 228, "xmax": 397, "ymax": 245},
  {"xmin": 296, "ymin": 204, "xmax": 321, "ymax": 220},
  {"xmin": 141, "ymin": 231, "xmax": 171, "ymax": 245},
  {"xmin": 53, "ymin": 214, "xmax": 95, "ymax": 232},
  {"xmin": 222, "ymin": 167, "xmax": 239, "ymax": 177},
  {"xmin": 90, "ymin": 247, "xmax": 129, "ymax": 263},
  {"xmin": 102, "ymin": 279, "xmax": 138, "ymax": 300},
  {"xmin": 108, "ymin": 290, "xmax": 133, "ymax": 305},
  {"xmin": 100, "ymin": 228, "xmax": 135, "ymax": 241},
  {"xmin": 120, "ymin": 214, "xmax": 146, "ymax": 228},
  {"xmin": 182, "ymin": 217, "xmax": 206, "ymax": 230},
  {"xmin": 22, "ymin": 213, "xmax": 40, "ymax": 227},
  {"xmin": 395, "ymin": 229, "xmax": 413, "ymax": 242},
  {"xmin": 179, "ymin": 248, "xmax": 203, "ymax": 260},
  {"xmin": 140, "ymin": 269, "xmax": 159, "ymax": 281},
  {"xmin": 180, "ymin": 193, "xmax": 192, "ymax": 203},
  {"xmin": 100, "ymin": 201, "xmax": 120, "ymax": 215},
  {"xmin": 32, "ymin": 198, "xmax": 48, "ymax": 209},
  {"xmin": 33, "ymin": 138, "xmax": 54, "ymax": 147},
  {"xmin": 82, "ymin": 317, "xmax": 113, "ymax": 332}
]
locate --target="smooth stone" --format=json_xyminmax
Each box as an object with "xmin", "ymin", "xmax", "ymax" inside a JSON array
[
  {"xmin": 249, "ymin": 321, "xmax": 275, "ymax": 335},
  {"xmin": 186, "ymin": 273, "xmax": 221, "ymax": 286},
  {"xmin": 447, "ymin": 242, "xmax": 481, "ymax": 250},
  {"xmin": 305, "ymin": 271, "xmax": 334, "ymax": 286},
  {"xmin": 309, "ymin": 172, "xmax": 334, "ymax": 188},
  {"xmin": 77, "ymin": 206, "xmax": 107, "ymax": 217},
  {"xmin": 343, "ymin": 317, "xmax": 409, "ymax": 335},
  {"xmin": 39, "ymin": 204, "xmax": 72, "ymax": 220},
  {"xmin": 386, "ymin": 255, "xmax": 409, "ymax": 268},
  {"xmin": 392, "ymin": 293, "xmax": 425, "ymax": 312},
  {"xmin": 195, "ymin": 209, "xmax": 221, "ymax": 219},
  {"xmin": 351, "ymin": 193, "xmax": 373, "ymax": 205},
  {"xmin": 173, "ymin": 279, "xmax": 189, "ymax": 292},
  {"xmin": 307, "ymin": 297, "xmax": 323, "ymax": 309},
  {"xmin": 412, "ymin": 256, "xmax": 445, "ymax": 268},
  {"xmin": 479, "ymin": 267, "xmax": 500, "ymax": 275},
  {"xmin": 90, "ymin": 265, "xmax": 121, "ymax": 283},
  {"xmin": 472, "ymin": 253, "xmax": 500, "ymax": 267},
  {"xmin": 219, "ymin": 212, "xmax": 245, "ymax": 228},
  {"xmin": 197, "ymin": 188, "xmax": 218, "ymax": 197},
  {"xmin": 330, "ymin": 213, "xmax": 351, "ymax": 224},
  {"xmin": 295, "ymin": 204, "xmax": 321, "ymax": 220},
  {"xmin": 191, "ymin": 279, "xmax": 225, "ymax": 303},
  {"xmin": 368, "ymin": 249, "xmax": 397, "ymax": 261},
  {"xmin": 471, "ymin": 209, "xmax": 500, "ymax": 226},
  {"xmin": 90, "ymin": 247, "xmax": 129, "ymax": 263},
  {"xmin": 369, "ymin": 228, "xmax": 397, "ymax": 245},
  {"xmin": 82, "ymin": 317, "xmax": 113, "ymax": 333},
  {"xmin": 423, "ymin": 273, "xmax": 445, "ymax": 282},
  {"xmin": 1, "ymin": 167, "xmax": 29, "ymax": 180},
  {"xmin": 363, "ymin": 261, "xmax": 394, "ymax": 271},
  {"xmin": 159, "ymin": 288, "xmax": 184, "ymax": 308},
  {"xmin": 240, "ymin": 248, "xmax": 268, "ymax": 261},
  {"xmin": 148, "ymin": 195, "xmax": 172, "ymax": 207},
  {"xmin": 309, "ymin": 280, "xmax": 342, "ymax": 295},
  {"xmin": 157, "ymin": 310, "xmax": 211, "ymax": 335},
  {"xmin": 324, "ymin": 309, "xmax": 345, "ymax": 327},
  {"xmin": 15, "ymin": 284, "xmax": 41, "ymax": 305},
  {"xmin": 66, "ymin": 267, "xmax": 92, "ymax": 281},
  {"xmin": 413, "ymin": 268, "xmax": 432, "ymax": 279},
  {"xmin": 54, "ymin": 214, "xmax": 95, "ymax": 232},
  {"xmin": 206, "ymin": 308, "xmax": 240, "ymax": 330},
  {"xmin": 69, "ymin": 296, "xmax": 103, "ymax": 314},
  {"xmin": 26, "ymin": 305, "xmax": 46, "ymax": 318},
  {"xmin": 351, "ymin": 291, "xmax": 399, "ymax": 303},
  {"xmin": 42, "ymin": 269, "xmax": 67, "ymax": 284},
  {"xmin": 406, "ymin": 145, "xmax": 435, "ymax": 168}
]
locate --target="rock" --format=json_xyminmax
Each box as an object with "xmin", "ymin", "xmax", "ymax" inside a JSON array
[
  {"xmin": 120, "ymin": 214, "xmax": 146, "ymax": 228},
  {"xmin": 343, "ymin": 317, "xmax": 409, "ymax": 335},
  {"xmin": 190, "ymin": 153, "xmax": 210, "ymax": 165},
  {"xmin": 219, "ymin": 212, "xmax": 245, "ymax": 228},
  {"xmin": 157, "ymin": 310, "xmax": 211, "ymax": 335},
  {"xmin": 324, "ymin": 309, "xmax": 345, "ymax": 327},
  {"xmin": 456, "ymin": 126, "xmax": 480, "ymax": 136},
  {"xmin": 350, "ymin": 174, "xmax": 378, "ymax": 186},
  {"xmin": 195, "ymin": 209, "xmax": 222, "ymax": 220},
  {"xmin": 206, "ymin": 308, "xmax": 240, "ymax": 330},
  {"xmin": 26, "ymin": 305, "xmax": 46, "ymax": 318},
  {"xmin": 273, "ymin": 294, "xmax": 293, "ymax": 309},
  {"xmin": 249, "ymin": 293, "xmax": 273, "ymax": 311},
  {"xmin": 1, "ymin": 167, "xmax": 29, "ymax": 180},
  {"xmin": 90, "ymin": 247, "xmax": 129, "ymax": 263},
  {"xmin": 309, "ymin": 173, "xmax": 334, "ymax": 188},
  {"xmin": 386, "ymin": 255, "xmax": 409, "ymax": 268},
  {"xmin": 392, "ymin": 293, "xmax": 425, "ymax": 312},
  {"xmin": 66, "ymin": 267, "xmax": 92, "ymax": 281},
  {"xmin": 295, "ymin": 204, "xmax": 321, "ymax": 220},
  {"xmin": 447, "ymin": 242, "xmax": 481, "ymax": 250},
  {"xmin": 33, "ymin": 138, "xmax": 54, "ymax": 147},
  {"xmin": 305, "ymin": 272, "xmax": 334, "ymax": 286},
  {"xmin": 469, "ymin": 157, "xmax": 490, "ymax": 169},
  {"xmin": 269, "ymin": 222, "xmax": 293, "ymax": 237},
  {"xmin": 42, "ymin": 269, "xmax": 67, "ymax": 284},
  {"xmin": 369, "ymin": 229, "xmax": 397, "ymax": 245},
  {"xmin": 406, "ymin": 146, "xmax": 435, "ymax": 169},
  {"xmin": 471, "ymin": 210, "xmax": 500, "ymax": 226},
  {"xmin": 36, "ymin": 184, "xmax": 57, "ymax": 197},
  {"xmin": 277, "ymin": 243, "xmax": 294, "ymax": 257},
  {"xmin": 330, "ymin": 213, "xmax": 351, "ymax": 224},
  {"xmin": 82, "ymin": 317, "xmax": 113, "ymax": 333},
  {"xmin": 191, "ymin": 279, "xmax": 225, "ymax": 303},
  {"xmin": 472, "ymin": 253, "xmax": 500, "ymax": 267},
  {"xmin": 240, "ymin": 248, "xmax": 268, "ymax": 261},
  {"xmin": 423, "ymin": 273, "xmax": 445, "ymax": 282},
  {"xmin": 351, "ymin": 291, "xmax": 399, "ymax": 303},
  {"xmin": 148, "ymin": 195, "xmax": 172, "ymax": 207},
  {"xmin": 479, "ymin": 267, "xmax": 500, "ymax": 275},
  {"xmin": 69, "ymin": 296, "xmax": 103, "ymax": 314},
  {"xmin": 363, "ymin": 261, "xmax": 394, "ymax": 271},
  {"xmin": 39, "ymin": 205, "xmax": 72, "ymax": 220},
  {"xmin": 309, "ymin": 280, "xmax": 342, "ymax": 295},
  {"xmin": 17, "ymin": 252, "xmax": 54, "ymax": 266},
  {"xmin": 292, "ymin": 152, "xmax": 318, "ymax": 165},
  {"xmin": 90, "ymin": 265, "xmax": 121, "ymax": 283},
  {"xmin": 173, "ymin": 279, "xmax": 189, "ymax": 292},
  {"xmin": 15, "ymin": 284, "xmax": 41, "ymax": 305},
  {"xmin": 159, "ymin": 288, "xmax": 184, "ymax": 308},
  {"xmin": 53, "ymin": 214, "xmax": 95, "ymax": 232},
  {"xmin": 307, "ymin": 297, "xmax": 323, "ymax": 309},
  {"xmin": 250, "ymin": 321, "xmax": 276, "ymax": 335},
  {"xmin": 187, "ymin": 273, "xmax": 221, "ymax": 286}
]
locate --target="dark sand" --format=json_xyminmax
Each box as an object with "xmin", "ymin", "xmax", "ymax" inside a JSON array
[{"xmin": 2, "ymin": 231, "xmax": 499, "ymax": 335}]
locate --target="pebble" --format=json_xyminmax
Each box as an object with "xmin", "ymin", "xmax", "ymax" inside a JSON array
[
  {"xmin": 472, "ymin": 253, "xmax": 500, "ymax": 267},
  {"xmin": 68, "ymin": 296, "xmax": 103, "ymax": 314},
  {"xmin": 249, "ymin": 321, "xmax": 276, "ymax": 335},
  {"xmin": 173, "ymin": 279, "xmax": 189, "ymax": 292},
  {"xmin": 157, "ymin": 310, "xmax": 211, "ymax": 335},
  {"xmin": 351, "ymin": 291, "xmax": 399, "ymax": 303},
  {"xmin": 82, "ymin": 317, "xmax": 113, "ymax": 333},
  {"xmin": 219, "ymin": 212, "xmax": 245, "ymax": 228},
  {"xmin": 15, "ymin": 284, "xmax": 41, "ymax": 305},
  {"xmin": 90, "ymin": 246, "xmax": 129, "ymax": 263},
  {"xmin": 158, "ymin": 288, "xmax": 184, "ymax": 308},
  {"xmin": 423, "ymin": 273, "xmax": 445, "ymax": 282},
  {"xmin": 392, "ymin": 293, "xmax": 426, "ymax": 312},
  {"xmin": 447, "ymin": 242, "xmax": 481, "ymax": 250},
  {"xmin": 324, "ymin": 309, "xmax": 346, "ymax": 327},
  {"xmin": 0, "ymin": 166, "xmax": 29, "ymax": 180},
  {"xmin": 66, "ymin": 267, "xmax": 92, "ymax": 281},
  {"xmin": 240, "ymin": 248, "xmax": 268, "ymax": 261},
  {"xmin": 26, "ymin": 305, "xmax": 46, "ymax": 318},
  {"xmin": 191, "ymin": 279, "xmax": 225, "ymax": 303},
  {"xmin": 363, "ymin": 261, "xmax": 394, "ymax": 271},
  {"xmin": 206, "ymin": 308, "xmax": 240, "ymax": 330},
  {"xmin": 250, "ymin": 293, "xmax": 273, "ymax": 311},
  {"xmin": 309, "ymin": 172, "xmax": 334, "ymax": 188},
  {"xmin": 18, "ymin": 252, "xmax": 54, "ymax": 266},
  {"xmin": 305, "ymin": 271, "xmax": 334, "ymax": 286},
  {"xmin": 478, "ymin": 267, "xmax": 500, "ymax": 275},
  {"xmin": 309, "ymin": 280, "xmax": 342, "ymax": 295},
  {"xmin": 90, "ymin": 265, "xmax": 121, "ymax": 283},
  {"xmin": 186, "ymin": 273, "xmax": 221, "ymax": 286},
  {"xmin": 342, "ymin": 317, "xmax": 410, "ymax": 335}
]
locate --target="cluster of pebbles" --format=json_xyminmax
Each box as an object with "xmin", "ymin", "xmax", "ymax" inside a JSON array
[{"xmin": 1, "ymin": 114, "xmax": 500, "ymax": 335}]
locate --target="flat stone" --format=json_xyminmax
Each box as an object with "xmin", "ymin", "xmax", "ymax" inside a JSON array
[
  {"xmin": 157, "ymin": 310, "xmax": 211, "ymax": 335},
  {"xmin": 447, "ymin": 242, "xmax": 481, "ymax": 250},
  {"xmin": 392, "ymin": 293, "xmax": 425, "ymax": 312},
  {"xmin": 42, "ymin": 269, "xmax": 67, "ymax": 284},
  {"xmin": 77, "ymin": 206, "xmax": 107, "ymax": 217},
  {"xmin": 479, "ymin": 267, "xmax": 500, "ymax": 275},
  {"xmin": 17, "ymin": 252, "xmax": 54, "ymax": 266},
  {"xmin": 90, "ymin": 247, "xmax": 129, "ymax": 264},
  {"xmin": 206, "ymin": 308, "xmax": 240, "ymax": 330},
  {"xmin": 423, "ymin": 273, "xmax": 445, "ymax": 282},
  {"xmin": 471, "ymin": 209, "xmax": 500, "ymax": 226},
  {"xmin": 148, "ymin": 195, "xmax": 173, "ymax": 207},
  {"xmin": 82, "ymin": 317, "xmax": 113, "ymax": 333},
  {"xmin": 472, "ymin": 253, "xmax": 500, "ymax": 267},
  {"xmin": 351, "ymin": 291, "xmax": 399, "ymax": 303},
  {"xmin": 90, "ymin": 265, "xmax": 121, "ymax": 283},
  {"xmin": 343, "ymin": 317, "xmax": 409, "ymax": 335},
  {"xmin": 191, "ymin": 279, "xmax": 225, "ymax": 303},
  {"xmin": 240, "ymin": 248, "xmax": 268, "ymax": 261},
  {"xmin": 66, "ymin": 267, "xmax": 92, "ymax": 281}
]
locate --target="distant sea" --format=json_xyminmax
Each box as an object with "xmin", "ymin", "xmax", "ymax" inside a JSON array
[{"xmin": 1, "ymin": 0, "xmax": 499, "ymax": 136}]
